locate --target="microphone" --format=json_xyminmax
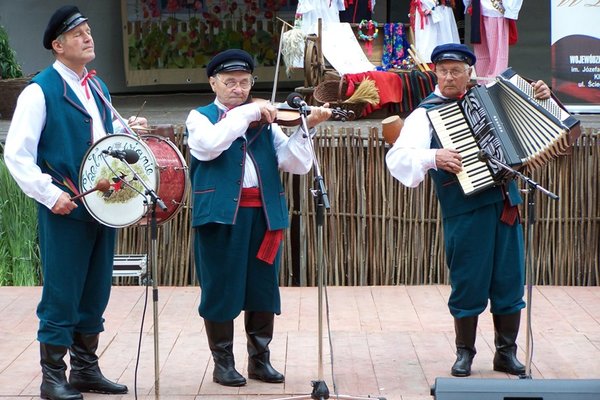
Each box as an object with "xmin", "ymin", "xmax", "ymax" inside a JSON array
[
  {"xmin": 102, "ymin": 149, "xmax": 140, "ymax": 164},
  {"xmin": 286, "ymin": 92, "xmax": 308, "ymax": 109},
  {"xmin": 477, "ymin": 149, "xmax": 491, "ymax": 162}
]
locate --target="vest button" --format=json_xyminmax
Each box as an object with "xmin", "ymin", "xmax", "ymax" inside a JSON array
[
  {"xmin": 233, "ymin": 198, "xmax": 238, "ymax": 202},
  {"xmin": 84, "ymin": 118, "xmax": 90, "ymax": 123},
  {"xmin": 87, "ymin": 141, "xmax": 92, "ymax": 146}
]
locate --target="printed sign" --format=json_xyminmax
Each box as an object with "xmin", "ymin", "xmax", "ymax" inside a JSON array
[{"xmin": 551, "ymin": 0, "xmax": 600, "ymax": 112}]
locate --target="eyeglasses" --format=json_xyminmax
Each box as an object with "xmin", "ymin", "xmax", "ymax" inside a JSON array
[
  {"xmin": 435, "ymin": 67, "xmax": 470, "ymax": 78},
  {"xmin": 216, "ymin": 75, "xmax": 254, "ymax": 90}
]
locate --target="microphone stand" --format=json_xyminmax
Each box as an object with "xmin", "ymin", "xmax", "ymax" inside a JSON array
[
  {"xmin": 116, "ymin": 158, "xmax": 167, "ymax": 395},
  {"xmin": 480, "ymin": 151, "xmax": 558, "ymax": 380},
  {"xmin": 274, "ymin": 106, "xmax": 385, "ymax": 400},
  {"xmin": 87, "ymin": 78, "xmax": 164, "ymax": 395}
]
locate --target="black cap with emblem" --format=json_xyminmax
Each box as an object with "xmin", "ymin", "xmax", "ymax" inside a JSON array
[
  {"xmin": 43, "ymin": 5, "xmax": 89, "ymax": 50},
  {"xmin": 206, "ymin": 49, "xmax": 254, "ymax": 78},
  {"xmin": 431, "ymin": 43, "xmax": 477, "ymax": 66}
]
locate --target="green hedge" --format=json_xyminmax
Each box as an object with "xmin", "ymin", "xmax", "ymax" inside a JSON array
[{"xmin": 0, "ymin": 147, "xmax": 40, "ymax": 285}]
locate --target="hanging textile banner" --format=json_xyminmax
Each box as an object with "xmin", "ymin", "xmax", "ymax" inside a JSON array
[
  {"xmin": 120, "ymin": 0, "xmax": 298, "ymax": 87},
  {"xmin": 551, "ymin": 0, "xmax": 600, "ymax": 113}
]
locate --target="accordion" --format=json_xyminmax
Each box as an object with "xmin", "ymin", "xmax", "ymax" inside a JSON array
[{"xmin": 427, "ymin": 68, "xmax": 581, "ymax": 196}]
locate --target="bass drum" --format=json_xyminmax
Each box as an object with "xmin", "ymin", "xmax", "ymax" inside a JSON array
[
  {"xmin": 79, "ymin": 134, "xmax": 188, "ymax": 228},
  {"xmin": 139, "ymin": 134, "xmax": 188, "ymax": 225}
]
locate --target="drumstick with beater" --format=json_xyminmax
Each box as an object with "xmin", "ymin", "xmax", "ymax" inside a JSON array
[
  {"xmin": 128, "ymin": 101, "xmax": 149, "ymax": 131},
  {"xmin": 70, "ymin": 178, "xmax": 111, "ymax": 201},
  {"xmin": 86, "ymin": 78, "xmax": 141, "ymax": 137}
]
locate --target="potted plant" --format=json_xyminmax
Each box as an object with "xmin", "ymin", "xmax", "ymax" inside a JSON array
[{"xmin": 0, "ymin": 23, "xmax": 29, "ymax": 120}]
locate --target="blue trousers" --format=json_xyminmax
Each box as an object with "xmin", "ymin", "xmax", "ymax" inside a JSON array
[
  {"xmin": 194, "ymin": 206, "xmax": 282, "ymax": 322},
  {"xmin": 37, "ymin": 207, "xmax": 115, "ymax": 346},
  {"xmin": 444, "ymin": 201, "xmax": 526, "ymax": 318}
]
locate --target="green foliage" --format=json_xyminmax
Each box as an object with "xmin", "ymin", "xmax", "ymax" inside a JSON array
[
  {"xmin": 127, "ymin": 10, "xmax": 281, "ymax": 71},
  {"xmin": 0, "ymin": 24, "xmax": 23, "ymax": 79},
  {"xmin": 0, "ymin": 149, "xmax": 40, "ymax": 286}
]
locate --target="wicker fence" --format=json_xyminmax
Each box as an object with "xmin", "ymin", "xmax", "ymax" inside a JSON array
[{"xmin": 115, "ymin": 124, "xmax": 600, "ymax": 287}]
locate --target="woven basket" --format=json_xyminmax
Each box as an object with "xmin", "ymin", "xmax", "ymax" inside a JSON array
[
  {"xmin": 0, "ymin": 77, "xmax": 30, "ymax": 120},
  {"xmin": 313, "ymin": 78, "xmax": 367, "ymax": 118}
]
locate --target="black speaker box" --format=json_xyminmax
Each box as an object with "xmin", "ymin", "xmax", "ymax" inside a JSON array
[{"xmin": 431, "ymin": 377, "xmax": 600, "ymax": 400}]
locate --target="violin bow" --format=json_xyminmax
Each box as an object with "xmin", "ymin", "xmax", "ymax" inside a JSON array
[{"xmin": 271, "ymin": 20, "xmax": 290, "ymax": 104}]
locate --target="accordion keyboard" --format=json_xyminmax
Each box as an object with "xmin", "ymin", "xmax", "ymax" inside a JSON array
[{"xmin": 427, "ymin": 102, "xmax": 495, "ymax": 195}]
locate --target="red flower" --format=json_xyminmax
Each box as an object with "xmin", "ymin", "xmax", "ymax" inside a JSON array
[{"xmin": 167, "ymin": 0, "xmax": 178, "ymax": 13}]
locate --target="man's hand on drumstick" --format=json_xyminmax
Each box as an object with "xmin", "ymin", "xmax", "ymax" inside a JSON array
[
  {"xmin": 127, "ymin": 116, "xmax": 149, "ymax": 133},
  {"xmin": 51, "ymin": 192, "xmax": 77, "ymax": 215}
]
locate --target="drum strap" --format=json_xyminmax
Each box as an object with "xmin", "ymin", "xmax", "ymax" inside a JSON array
[
  {"xmin": 240, "ymin": 188, "xmax": 283, "ymax": 265},
  {"xmin": 81, "ymin": 69, "xmax": 96, "ymax": 99}
]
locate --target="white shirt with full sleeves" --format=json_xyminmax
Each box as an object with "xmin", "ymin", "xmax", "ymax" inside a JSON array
[
  {"xmin": 385, "ymin": 87, "xmax": 451, "ymax": 188},
  {"xmin": 4, "ymin": 60, "xmax": 119, "ymax": 210},
  {"xmin": 185, "ymin": 99, "xmax": 314, "ymax": 188}
]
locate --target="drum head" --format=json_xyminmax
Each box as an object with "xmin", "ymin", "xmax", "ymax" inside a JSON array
[{"xmin": 79, "ymin": 134, "xmax": 158, "ymax": 228}]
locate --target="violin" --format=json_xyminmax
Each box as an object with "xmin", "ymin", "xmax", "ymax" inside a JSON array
[{"xmin": 250, "ymin": 97, "xmax": 356, "ymax": 127}]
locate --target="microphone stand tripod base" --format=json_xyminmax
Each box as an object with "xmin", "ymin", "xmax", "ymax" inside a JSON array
[
  {"xmin": 274, "ymin": 380, "xmax": 386, "ymax": 400},
  {"xmin": 272, "ymin": 109, "xmax": 385, "ymax": 400}
]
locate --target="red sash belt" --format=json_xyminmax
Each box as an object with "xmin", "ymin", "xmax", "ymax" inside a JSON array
[
  {"xmin": 500, "ymin": 188, "xmax": 520, "ymax": 226},
  {"xmin": 240, "ymin": 188, "xmax": 283, "ymax": 265}
]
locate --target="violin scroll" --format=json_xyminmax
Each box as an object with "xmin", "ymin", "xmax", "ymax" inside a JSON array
[{"xmin": 328, "ymin": 106, "xmax": 355, "ymax": 122}]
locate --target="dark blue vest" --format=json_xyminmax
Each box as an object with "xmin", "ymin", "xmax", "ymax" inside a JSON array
[
  {"xmin": 190, "ymin": 103, "xmax": 289, "ymax": 230},
  {"xmin": 33, "ymin": 66, "xmax": 113, "ymax": 221},
  {"xmin": 420, "ymin": 93, "xmax": 522, "ymax": 219}
]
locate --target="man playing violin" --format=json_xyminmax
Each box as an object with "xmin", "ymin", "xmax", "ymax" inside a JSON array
[{"xmin": 185, "ymin": 48, "xmax": 331, "ymax": 387}]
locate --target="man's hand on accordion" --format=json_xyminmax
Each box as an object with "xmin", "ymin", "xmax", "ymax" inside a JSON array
[
  {"xmin": 435, "ymin": 148, "xmax": 463, "ymax": 175},
  {"xmin": 532, "ymin": 80, "xmax": 551, "ymax": 100}
]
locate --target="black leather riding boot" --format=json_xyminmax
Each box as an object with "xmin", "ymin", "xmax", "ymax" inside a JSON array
[
  {"xmin": 245, "ymin": 311, "xmax": 284, "ymax": 383},
  {"xmin": 40, "ymin": 343, "xmax": 83, "ymax": 400},
  {"xmin": 204, "ymin": 319, "xmax": 246, "ymax": 387},
  {"xmin": 450, "ymin": 316, "xmax": 478, "ymax": 377},
  {"xmin": 493, "ymin": 311, "xmax": 526, "ymax": 376},
  {"xmin": 68, "ymin": 332, "xmax": 128, "ymax": 394}
]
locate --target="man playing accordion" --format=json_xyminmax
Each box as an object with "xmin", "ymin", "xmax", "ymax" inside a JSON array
[{"xmin": 386, "ymin": 43, "xmax": 551, "ymax": 377}]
